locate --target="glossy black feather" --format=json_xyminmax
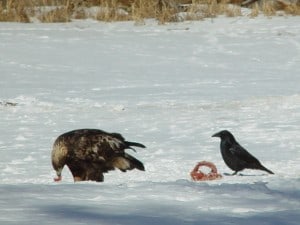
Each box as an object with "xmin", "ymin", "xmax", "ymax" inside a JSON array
[{"xmin": 212, "ymin": 130, "xmax": 274, "ymax": 175}]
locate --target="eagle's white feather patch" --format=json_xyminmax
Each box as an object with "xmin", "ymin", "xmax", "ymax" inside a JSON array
[{"xmin": 112, "ymin": 157, "xmax": 130, "ymax": 170}]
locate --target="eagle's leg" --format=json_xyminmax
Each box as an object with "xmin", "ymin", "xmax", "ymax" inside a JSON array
[
  {"xmin": 85, "ymin": 166, "xmax": 104, "ymax": 182},
  {"xmin": 67, "ymin": 163, "xmax": 87, "ymax": 182},
  {"xmin": 67, "ymin": 162, "xmax": 105, "ymax": 182},
  {"xmin": 94, "ymin": 173, "xmax": 104, "ymax": 182},
  {"xmin": 74, "ymin": 176, "xmax": 83, "ymax": 182},
  {"xmin": 73, "ymin": 171, "xmax": 104, "ymax": 182}
]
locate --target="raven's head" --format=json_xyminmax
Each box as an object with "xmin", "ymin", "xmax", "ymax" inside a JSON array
[{"xmin": 212, "ymin": 130, "xmax": 235, "ymax": 141}]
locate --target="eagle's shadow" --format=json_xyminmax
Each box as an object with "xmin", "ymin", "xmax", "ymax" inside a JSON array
[
  {"xmin": 38, "ymin": 202, "xmax": 299, "ymax": 225},
  {"xmin": 39, "ymin": 204, "xmax": 186, "ymax": 225}
]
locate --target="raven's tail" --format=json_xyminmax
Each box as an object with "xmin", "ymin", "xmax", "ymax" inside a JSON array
[{"xmin": 259, "ymin": 165, "xmax": 274, "ymax": 174}]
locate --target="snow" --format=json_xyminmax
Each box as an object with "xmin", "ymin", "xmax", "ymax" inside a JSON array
[{"xmin": 1, "ymin": 16, "xmax": 300, "ymax": 224}]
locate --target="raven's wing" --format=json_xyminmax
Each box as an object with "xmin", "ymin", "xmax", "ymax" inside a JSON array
[{"xmin": 229, "ymin": 143, "xmax": 260, "ymax": 164}]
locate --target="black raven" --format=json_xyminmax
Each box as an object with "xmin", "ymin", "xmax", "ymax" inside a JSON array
[{"xmin": 212, "ymin": 130, "xmax": 274, "ymax": 175}]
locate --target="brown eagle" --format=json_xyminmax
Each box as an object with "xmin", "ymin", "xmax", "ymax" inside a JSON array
[{"xmin": 51, "ymin": 129, "xmax": 146, "ymax": 182}]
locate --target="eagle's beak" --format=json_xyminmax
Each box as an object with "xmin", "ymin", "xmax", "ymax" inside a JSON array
[{"xmin": 54, "ymin": 175, "xmax": 62, "ymax": 182}]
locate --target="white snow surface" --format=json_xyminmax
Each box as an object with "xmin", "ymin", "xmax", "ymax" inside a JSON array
[{"xmin": 1, "ymin": 17, "xmax": 300, "ymax": 225}]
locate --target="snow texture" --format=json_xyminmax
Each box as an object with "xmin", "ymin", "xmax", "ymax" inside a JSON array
[{"xmin": 1, "ymin": 16, "xmax": 300, "ymax": 225}]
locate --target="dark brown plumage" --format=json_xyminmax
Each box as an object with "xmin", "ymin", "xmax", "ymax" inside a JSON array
[{"xmin": 51, "ymin": 129, "xmax": 145, "ymax": 182}]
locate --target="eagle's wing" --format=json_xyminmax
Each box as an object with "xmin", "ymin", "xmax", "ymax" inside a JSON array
[
  {"xmin": 65, "ymin": 132, "xmax": 127, "ymax": 181},
  {"xmin": 72, "ymin": 133, "xmax": 127, "ymax": 162}
]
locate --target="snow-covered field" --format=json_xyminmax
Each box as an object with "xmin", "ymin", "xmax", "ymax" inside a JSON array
[{"xmin": 1, "ymin": 16, "xmax": 300, "ymax": 224}]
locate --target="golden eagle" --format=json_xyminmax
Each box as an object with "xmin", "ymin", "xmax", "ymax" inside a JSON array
[{"xmin": 51, "ymin": 129, "xmax": 145, "ymax": 182}]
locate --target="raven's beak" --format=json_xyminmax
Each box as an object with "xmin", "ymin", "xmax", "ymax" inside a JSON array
[{"xmin": 212, "ymin": 132, "xmax": 220, "ymax": 137}]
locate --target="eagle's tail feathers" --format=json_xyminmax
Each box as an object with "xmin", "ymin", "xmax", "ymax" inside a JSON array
[
  {"xmin": 112, "ymin": 154, "xmax": 145, "ymax": 172},
  {"xmin": 125, "ymin": 141, "xmax": 146, "ymax": 149}
]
